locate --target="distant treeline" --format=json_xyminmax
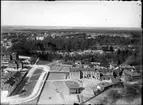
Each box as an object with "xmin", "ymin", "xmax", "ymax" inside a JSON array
[
  {"xmin": 10, "ymin": 33, "xmax": 141, "ymax": 53},
  {"xmin": 4, "ymin": 33, "xmax": 140, "ymax": 67}
]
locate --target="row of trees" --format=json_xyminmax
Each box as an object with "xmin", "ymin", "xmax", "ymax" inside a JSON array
[
  {"xmin": 6, "ymin": 32, "xmax": 141, "ymax": 67},
  {"xmin": 10, "ymin": 34, "xmax": 139, "ymax": 53}
]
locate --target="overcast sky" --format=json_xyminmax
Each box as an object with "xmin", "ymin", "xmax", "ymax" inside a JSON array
[{"xmin": 1, "ymin": 1, "xmax": 141, "ymax": 28}]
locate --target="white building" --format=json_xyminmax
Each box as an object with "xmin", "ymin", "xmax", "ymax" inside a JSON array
[{"xmin": 36, "ymin": 36, "xmax": 44, "ymax": 40}]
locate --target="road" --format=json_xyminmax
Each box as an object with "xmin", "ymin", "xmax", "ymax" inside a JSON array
[
  {"xmin": 7, "ymin": 60, "xmax": 68, "ymax": 104},
  {"xmin": 37, "ymin": 81, "xmax": 64, "ymax": 104},
  {"xmin": 37, "ymin": 61, "xmax": 66, "ymax": 104},
  {"xmin": 2, "ymin": 65, "xmax": 50, "ymax": 104}
]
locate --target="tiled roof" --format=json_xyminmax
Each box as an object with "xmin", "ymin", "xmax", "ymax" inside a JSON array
[{"xmin": 60, "ymin": 67, "xmax": 70, "ymax": 72}]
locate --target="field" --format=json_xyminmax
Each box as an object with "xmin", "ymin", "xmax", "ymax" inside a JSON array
[
  {"xmin": 37, "ymin": 81, "xmax": 64, "ymax": 104},
  {"xmin": 47, "ymin": 72, "xmax": 66, "ymax": 80}
]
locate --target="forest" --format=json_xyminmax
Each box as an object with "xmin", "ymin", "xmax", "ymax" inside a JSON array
[{"xmin": 3, "ymin": 31, "xmax": 142, "ymax": 68}]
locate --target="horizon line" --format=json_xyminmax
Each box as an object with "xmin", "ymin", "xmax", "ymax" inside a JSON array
[{"xmin": 1, "ymin": 25, "xmax": 142, "ymax": 31}]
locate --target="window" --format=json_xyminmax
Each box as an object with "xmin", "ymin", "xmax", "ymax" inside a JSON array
[
  {"xmin": 76, "ymin": 89, "xmax": 78, "ymax": 94},
  {"xmin": 87, "ymin": 74, "xmax": 91, "ymax": 78}
]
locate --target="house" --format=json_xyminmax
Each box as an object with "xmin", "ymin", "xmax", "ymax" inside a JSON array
[
  {"xmin": 80, "ymin": 68, "xmax": 99, "ymax": 79},
  {"xmin": 2, "ymin": 79, "xmax": 16, "ymax": 96},
  {"xmin": 16, "ymin": 60, "xmax": 23, "ymax": 69},
  {"xmin": 1, "ymin": 71, "xmax": 23, "ymax": 97},
  {"xmin": 8, "ymin": 60, "xmax": 18, "ymax": 69},
  {"xmin": 100, "ymin": 75, "xmax": 112, "ymax": 81},
  {"xmin": 11, "ymin": 52, "xmax": 19, "ymax": 60},
  {"xmin": 36, "ymin": 36, "xmax": 45, "ymax": 40},
  {"xmin": 69, "ymin": 67, "xmax": 101, "ymax": 80},
  {"xmin": 82, "ymin": 64, "xmax": 90, "ymax": 68},
  {"xmin": 65, "ymin": 81, "xmax": 83, "ymax": 94},
  {"xmin": 121, "ymin": 69, "xmax": 141, "ymax": 83},
  {"xmin": 1, "ymin": 52, "xmax": 19, "ymax": 67},
  {"xmin": 22, "ymin": 62, "xmax": 31, "ymax": 68},
  {"xmin": 8, "ymin": 60, "xmax": 23, "ymax": 70},
  {"xmin": 27, "ymin": 36, "xmax": 36, "ymax": 40},
  {"xmin": 75, "ymin": 61, "xmax": 82, "ymax": 67},
  {"xmin": 113, "ymin": 68, "xmax": 123, "ymax": 78},
  {"xmin": 70, "ymin": 67, "xmax": 82, "ymax": 80},
  {"xmin": 1, "ymin": 53, "xmax": 12, "ymax": 63},
  {"xmin": 98, "ymin": 68, "xmax": 112, "ymax": 75},
  {"xmin": 6, "ymin": 40, "xmax": 12, "ymax": 49},
  {"xmin": 1, "ymin": 53, "xmax": 12, "ymax": 67},
  {"xmin": 120, "ymin": 65, "xmax": 135, "ymax": 72},
  {"xmin": 1, "ymin": 39, "xmax": 12, "ymax": 49},
  {"xmin": 91, "ymin": 62, "xmax": 100, "ymax": 66}
]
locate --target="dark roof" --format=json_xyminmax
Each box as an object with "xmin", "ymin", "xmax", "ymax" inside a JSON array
[
  {"xmin": 113, "ymin": 69, "xmax": 122, "ymax": 75},
  {"xmin": 98, "ymin": 70, "xmax": 112, "ymax": 74},
  {"xmin": 70, "ymin": 67, "xmax": 80, "ymax": 72},
  {"xmin": 100, "ymin": 75, "xmax": 113, "ymax": 80},
  {"xmin": 16, "ymin": 60, "xmax": 23, "ymax": 64},
  {"xmin": 13, "ymin": 72, "xmax": 21, "ymax": 78},
  {"xmin": 9, "ymin": 60, "xmax": 22, "ymax": 64},
  {"xmin": 79, "ymin": 68, "xmax": 95, "ymax": 71},
  {"xmin": 5, "ymin": 78, "xmax": 15, "ymax": 86},
  {"xmin": 9, "ymin": 60, "xmax": 17, "ymax": 64}
]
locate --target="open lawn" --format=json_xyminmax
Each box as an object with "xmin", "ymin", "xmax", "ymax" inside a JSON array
[
  {"xmin": 47, "ymin": 72, "xmax": 66, "ymax": 80},
  {"xmin": 37, "ymin": 81, "xmax": 64, "ymax": 104}
]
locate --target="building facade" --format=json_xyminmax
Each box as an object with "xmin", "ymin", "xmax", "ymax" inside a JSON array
[
  {"xmin": 65, "ymin": 81, "xmax": 82, "ymax": 95},
  {"xmin": 8, "ymin": 60, "xmax": 23, "ymax": 69},
  {"xmin": 1, "ymin": 52, "xmax": 19, "ymax": 67},
  {"xmin": 11, "ymin": 52, "xmax": 19, "ymax": 60},
  {"xmin": 1, "ymin": 53, "xmax": 12, "ymax": 63},
  {"xmin": 69, "ymin": 67, "xmax": 101, "ymax": 80},
  {"xmin": 69, "ymin": 67, "xmax": 81, "ymax": 80}
]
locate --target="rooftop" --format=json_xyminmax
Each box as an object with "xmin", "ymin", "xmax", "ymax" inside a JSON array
[{"xmin": 65, "ymin": 81, "xmax": 80, "ymax": 89}]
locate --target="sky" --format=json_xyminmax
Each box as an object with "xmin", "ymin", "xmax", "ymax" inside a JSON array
[{"xmin": 1, "ymin": 1, "xmax": 141, "ymax": 28}]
